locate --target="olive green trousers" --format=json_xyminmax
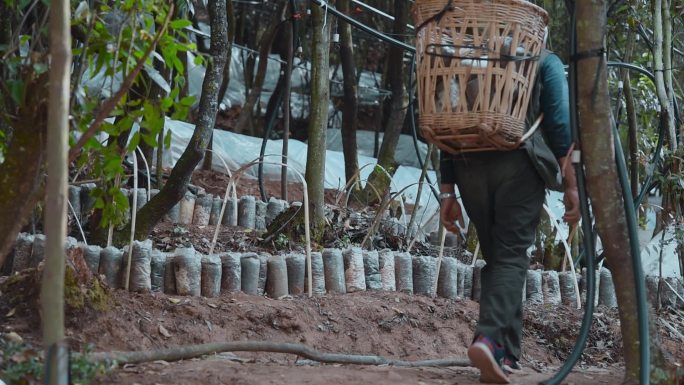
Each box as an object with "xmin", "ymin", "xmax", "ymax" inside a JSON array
[{"xmin": 449, "ymin": 150, "xmax": 545, "ymax": 360}]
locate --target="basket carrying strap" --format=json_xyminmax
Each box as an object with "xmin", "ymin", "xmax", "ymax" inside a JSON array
[
  {"xmin": 415, "ymin": 0, "xmax": 453, "ymax": 31},
  {"xmin": 479, "ymin": 50, "xmax": 548, "ymax": 150},
  {"xmin": 519, "ymin": 49, "xmax": 550, "ymax": 143}
]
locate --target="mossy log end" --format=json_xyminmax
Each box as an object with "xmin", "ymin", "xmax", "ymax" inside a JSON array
[
  {"xmin": 360, "ymin": 163, "xmax": 397, "ymax": 206},
  {"xmin": 265, "ymin": 205, "xmax": 326, "ymax": 247},
  {"xmin": 0, "ymin": 248, "xmax": 110, "ymax": 320}
]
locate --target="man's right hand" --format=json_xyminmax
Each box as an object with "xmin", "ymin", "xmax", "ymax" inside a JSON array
[
  {"xmin": 440, "ymin": 197, "xmax": 465, "ymax": 234},
  {"xmin": 559, "ymin": 155, "xmax": 580, "ymax": 224}
]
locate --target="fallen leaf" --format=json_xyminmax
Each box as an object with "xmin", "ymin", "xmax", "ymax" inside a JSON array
[
  {"xmin": 152, "ymin": 360, "xmax": 170, "ymax": 366},
  {"xmin": 158, "ymin": 324, "xmax": 172, "ymax": 338},
  {"xmin": 207, "ymin": 303, "xmax": 217, "ymax": 309},
  {"xmin": 168, "ymin": 298, "xmax": 181, "ymax": 304},
  {"xmin": 5, "ymin": 308, "xmax": 15, "ymax": 317}
]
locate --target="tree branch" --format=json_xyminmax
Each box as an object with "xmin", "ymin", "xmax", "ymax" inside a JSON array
[{"xmin": 68, "ymin": 4, "xmax": 175, "ymax": 163}]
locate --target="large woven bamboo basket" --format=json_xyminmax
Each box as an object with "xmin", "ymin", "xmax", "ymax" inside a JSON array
[{"xmin": 413, "ymin": 0, "xmax": 548, "ymax": 153}]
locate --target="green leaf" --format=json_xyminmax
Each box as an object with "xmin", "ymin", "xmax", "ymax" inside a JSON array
[
  {"xmin": 164, "ymin": 130, "xmax": 172, "ymax": 148},
  {"xmin": 7, "ymin": 80, "xmax": 23, "ymax": 105},
  {"xmin": 94, "ymin": 197, "xmax": 105, "ymax": 209},
  {"xmin": 193, "ymin": 54, "xmax": 203, "ymax": 66},
  {"xmin": 142, "ymin": 132, "xmax": 157, "ymax": 148},
  {"xmin": 179, "ymin": 96, "xmax": 196, "ymax": 106},
  {"xmin": 114, "ymin": 191, "xmax": 129, "ymax": 209},
  {"xmin": 172, "ymin": 56, "xmax": 184, "ymax": 74},
  {"xmin": 170, "ymin": 19, "xmax": 192, "ymax": 30},
  {"xmin": 127, "ymin": 131, "xmax": 141, "ymax": 152},
  {"xmin": 161, "ymin": 96, "xmax": 173, "ymax": 111}
]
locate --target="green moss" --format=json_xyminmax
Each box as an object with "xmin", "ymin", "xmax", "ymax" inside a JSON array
[
  {"xmin": 64, "ymin": 267, "xmax": 85, "ymax": 310},
  {"xmin": 85, "ymin": 279, "xmax": 110, "ymax": 312},
  {"xmin": 63, "ymin": 267, "xmax": 110, "ymax": 312},
  {"xmin": 265, "ymin": 205, "xmax": 327, "ymax": 247}
]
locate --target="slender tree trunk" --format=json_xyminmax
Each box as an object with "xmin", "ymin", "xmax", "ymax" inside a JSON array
[
  {"xmin": 281, "ymin": 16, "xmax": 294, "ymax": 201},
  {"xmin": 576, "ymin": 2, "xmax": 677, "ymax": 384},
  {"xmin": 306, "ymin": 0, "xmax": 334, "ymax": 233},
  {"xmin": 206, "ymin": 0, "xmax": 237, "ymax": 172},
  {"xmin": 653, "ymin": 0, "xmax": 677, "ymax": 153},
  {"xmin": 338, "ymin": 0, "xmax": 360, "ymax": 190},
  {"xmin": 234, "ymin": 1, "xmax": 287, "ymax": 136},
  {"xmin": 576, "ymin": 1, "xmax": 639, "ymax": 382},
  {"xmin": 122, "ymin": 0, "xmax": 228, "ymax": 243},
  {"xmin": 362, "ymin": 0, "xmax": 409, "ymax": 203},
  {"xmin": 620, "ymin": 30, "xmax": 639, "ymax": 200},
  {"xmin": 42, "ymin": 1, "xmax": 71, "ymax": 383},
  {"xmin": 217, "ymin": 0, "xmax": 236, "ymax": 105}
]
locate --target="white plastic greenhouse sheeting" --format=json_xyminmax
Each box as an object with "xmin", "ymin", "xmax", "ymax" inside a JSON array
[
  {"xmin": 641, "ymin": 226, "xmax": 681, "ymax": 278},
  {"xmin": 162, "ymin": 119, "xmax": 440, "ymax": 228},
  {"xmin": 326, "ymin": 129, "xmax": 431, "ymax": 170}
]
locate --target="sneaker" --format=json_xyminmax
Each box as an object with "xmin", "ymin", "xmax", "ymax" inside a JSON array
[
  {"xmin": 503, "ymin": 356, "xmax": 523, "ymax": 374},
  {"xmin": 467, "ymin": 335, "xmax": 510, "ymax": 384}
]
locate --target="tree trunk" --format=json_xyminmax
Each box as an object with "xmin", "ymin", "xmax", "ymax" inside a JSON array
[
  {"xmin": 576, "ymin": 1, "xmax": 677, "ymax": 384},
  {"xmin": 217, "ymin": 0, "xmax": 236, "ymax": 106},
  {"xmin": 42, "ymin": 1, "xmax": 71, "ymax": 383},
  {"xmin": 306, "ymin": 0, "xmax": 334, "ymax": 234},
  {"xmin": 121, "ymin": 0, "xmax": 228, "ymax": 243},
  {"xmin": 281, "ymin": 16, "xmax": 294, "ymax": 201},
  {"xmin": 234, "ymin": 1, "xmax": 287, "ymax": 137},
  {"xmin": 0, "ymin": 74, "xmax": 48, "ymax": 268},
  {"xmin": 362, "ymin": 0, "xmax": 409, "ymax": 203},
  {"xmin": 338, "ymin": 0, "xmax": 360, "ymax": 191},
  {"xmin": 620, "ymin": 30, "xmax": 639, "ymax": 201}
]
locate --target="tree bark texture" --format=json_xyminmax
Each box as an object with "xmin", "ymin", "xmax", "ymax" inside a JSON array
[
  {"xmin": 362, "ymin": 0, "xmax": 409, "ymax": 202},
  {"xmin": 338, "ymin": 0, "xmax": 360, "ymax": 188},
  {"xmin": 0, "ymin": 73, "xmax": 48, "ymax": 268},
  {"xmin": 575, "ymin": 1, "xmax": 640, "ymax": 383},
  {"xmin": 125, "ymin": 0, "xmax": 228, "ymax": 242},
  {"xmin": 306, "ymin": 0, "xmax": 333, "ymax": 230},
  {"xmin": 234, "ymin": 1, "xmax": 287, "ymax": 136},
  {"xmin": 42, "ymin": 1, "xmax": 71, "ymax": 383},
  {"xmin": 281, "ymin": 16, "xmax": 294, "ymax": 201}
]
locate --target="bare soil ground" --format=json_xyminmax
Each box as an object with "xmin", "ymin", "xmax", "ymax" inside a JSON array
[
  {"xmin": 2, "ymin": 171, "xmax": 683, "ymax": 384},
  {"xmin": 3, "ymin": 286, "xmax": 635, "ymax": 385}
]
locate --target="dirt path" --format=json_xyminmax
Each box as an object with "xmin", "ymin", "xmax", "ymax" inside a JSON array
[
  {"xmin": 95, "ymin": 357, "xmax": 622, "ymax": 385},
  {"xmin": 4, "ymin": 277, "xmax": 678, "ymax": 385}
]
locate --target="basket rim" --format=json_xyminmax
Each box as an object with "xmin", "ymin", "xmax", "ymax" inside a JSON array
[{"xmin": 413, "ymin": 0, "xmax": 549, "ymax": 23}]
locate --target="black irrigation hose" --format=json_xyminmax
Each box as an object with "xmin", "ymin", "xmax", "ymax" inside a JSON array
[
  {"xmin": 292, "ymin": 4, "xmax": 656, "ymax": 382},
  {"xmin": 307, "ymin": 0, "xmax": 436, "ymax": 201},
  {"xmin": 539, "ymin": 5, "xmax": 597, "ymax": 383},
  {"xmin": 310, "ymin": 0, "xmax": 416, "ymax": 53},
  {"xmin": 544, "ymin": 3, "xmax": 650, "ymax": 384},
  {"xmin": 613, "ymin": 119, "xmax": 651, "ymax": 385},
  {"xmin": 258, "ymin": 0, "xmax": 299, "ymax": 202},
  {"xmin": 258, "ymin": 88, "xmax": 284, "ymax": 202},
  {"xmin": 572, "ymin": 61, "xmax": 666, "ymax": 269},
  {"xmin": 604, "ymin": 61, "xmax": 665, "ymax": 208}
]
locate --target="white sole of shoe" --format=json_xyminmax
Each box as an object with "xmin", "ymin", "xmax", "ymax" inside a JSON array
[
  {"xmin": 468, "ymin": 342, "xmax": 510, "ymax": 384},
  {"xmin": 503, "ymin": 363, "xmax": 524, "ymax": 375}
]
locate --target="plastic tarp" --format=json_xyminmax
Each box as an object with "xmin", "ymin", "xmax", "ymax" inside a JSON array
[{"xmin": 326, "ymin": 129, "xmax": 431, "ymax": 170}]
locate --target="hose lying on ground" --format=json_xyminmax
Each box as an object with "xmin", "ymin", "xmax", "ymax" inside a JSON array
[{"xmin": 85, "ymin": 340, "xmax": 471, "ymax": 368}]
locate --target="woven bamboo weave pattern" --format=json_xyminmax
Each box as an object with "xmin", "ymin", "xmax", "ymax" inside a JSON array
[{"xmin": 413, "ymin": 0, "xmax": 548, "ymax": 153}]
